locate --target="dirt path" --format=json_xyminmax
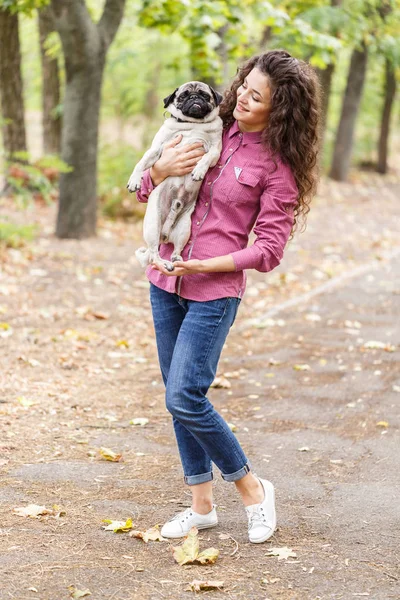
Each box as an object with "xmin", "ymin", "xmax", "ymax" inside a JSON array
[{"xmin": 0, "ymin": 172, "xmax": 399, "ymax": 599}]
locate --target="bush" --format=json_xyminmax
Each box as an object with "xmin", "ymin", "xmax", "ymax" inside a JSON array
[
  {"xmin": 98, "ymin": 142, "xmax": 146, "ymax": 221},
  {"xmin": 0, "ymin": 221, "xmax": 37, "ymax": 249}
]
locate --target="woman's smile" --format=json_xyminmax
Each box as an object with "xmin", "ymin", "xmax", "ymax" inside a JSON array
[{"xmin": 233, "ymin": 67, "xmax": 272, "ymax": 132}]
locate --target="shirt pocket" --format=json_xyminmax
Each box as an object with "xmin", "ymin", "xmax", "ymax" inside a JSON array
[{"xmin": 221, "ymin": 169, "xmax": 261, "ymax": 206}]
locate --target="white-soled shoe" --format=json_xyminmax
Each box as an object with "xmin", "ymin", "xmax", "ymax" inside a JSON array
[
  {"xmin": 245, "ymin": 478, "xmax": 276, "ymax": 543},
  {"xmin": 160, "ymin": 504, "xmax": 218, "ymax": 539}
]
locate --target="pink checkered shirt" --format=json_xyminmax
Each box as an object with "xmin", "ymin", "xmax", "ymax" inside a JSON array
[{"xmin": 136, "ymin": 120, "xmax": 298, "ymax": 301}]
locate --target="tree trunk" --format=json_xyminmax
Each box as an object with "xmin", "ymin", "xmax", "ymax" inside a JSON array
[
  {"xmin": 377, "ymin": 59, "xmax": 396, "ymax": 174},
  {"xmin": 51, "ymin": 0, "xmax": 125, "ymax": 239},
  {"xmin": 38, "ymin": 5, "xmax": 62, "ymax": 155},
  {"xmin": 329, "ymin": 43, "xmax": 368, "ymax": 181},
  {"xmin": 316, "ymin": 62, "xmax": 335, "ymax": 147},
  {"xmin": 0, "ymin": 8, "xmax": 27, "ymax": 160},
  {"xmin": 315, "ymin": 0, "xmax": 342, "ymax": 156}
]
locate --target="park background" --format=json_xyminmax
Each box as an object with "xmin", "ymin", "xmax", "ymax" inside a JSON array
[{"xmin": 0, "ymin": 1, "xmax": 399, "ymax": 600}]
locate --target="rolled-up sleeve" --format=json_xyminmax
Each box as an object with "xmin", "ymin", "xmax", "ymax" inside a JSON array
[
  {"xmin": 230, "ymin": 161, "xmax": 298, "ymax": 273},
  {"xmin": 135, "ymin": 169, "xmax": 155, "ymax": 204}
]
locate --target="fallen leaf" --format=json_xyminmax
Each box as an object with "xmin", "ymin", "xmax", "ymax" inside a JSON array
[
  {"xmin": 376, "ymin": 421, "xmax": 389, "ymax": 428},
  {"xmin": 266, "ymin": 546, "xmax": 297, "ymax": 561},
  {"xmin": 130, "ymin": 526, "xmax": 166, "ymax": 543},
  {"xmin": 129, "ymin": 417, "xmax": 149, "ymax": 426},
  {"xmin": 116, "ymin": 339, "xmax": 129, "ymax": 348},
  {"xmin": 85, "ymin": 310, "xmax": 109, "ymax": 321},
  {"xmin": 68, "ymin": 586, "xmax": 91, "ymax": 599},
  {"xmin": 196, "ymin": 547, "xmax": 220, "ymax": 565},
  {"xmin": 293, "ymin": 364, "xmax": 311, "ymax": 371},
  {"xmin": 187, "ymin": 580, "xmax": 224, "ymax": 592},
  {"xmin": 363, "ymin": 341, "xmax": 395, "ymax": 352},
  {"xmin": 102, "ymin": 518, "xmax": 134, "ymax": 532},
  {"xmin": 298, "ymin": 446, "xmax": 310, "ymax": 452},
  {"xmin": 27, "ymin": 587, "xmax": 38, "ymax": 592},
  {"xmin": 13, "ymin": 504, "xmax": 59, "ymax": 518},
  {"xmin": 172, "ymin": 527, "xmax": 219, "ymax": 566},
  {"xmin": 99, "ymin": 447, "xmax": 123, "ymax": 462},
  {"xmin": 227, "ymin": 422, "xmax": 237, "ymax": 432},
  {"xmin": 17, "ymin": 396, "xmax": 37, "ymax": 408},
  {"xmin": 210, "ymin": 376, "xmax": 231, "ymax": 389}
]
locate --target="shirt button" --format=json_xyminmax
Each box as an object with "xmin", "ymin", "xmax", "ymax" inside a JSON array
[
  {"xmin": 205, "ymin": 202, "xmax": 208, "ymax": 206},
  {"xmin": 196, "ymin": 221, "xmax": 200, "ymax": 225},
  {"xmin": 208, "ymin": 182, "xmax": 212, "ymax": 186},
  {"xmin": 188, "ymin": 240, "xmax": 192, "ymax": 244},
  {"xmin": 229, "ymin": 148, "xmax": 233, "ymax": 152}
]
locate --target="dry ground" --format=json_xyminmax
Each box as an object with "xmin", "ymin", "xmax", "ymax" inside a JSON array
[{"xmin": 0, "ymin": 171, "xmax": 399, "ymax": 600}]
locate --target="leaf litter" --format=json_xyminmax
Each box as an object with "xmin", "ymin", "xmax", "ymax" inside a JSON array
[{"xmin": 172, "ymin": 527, "xmax": 219, "ymax": 566}]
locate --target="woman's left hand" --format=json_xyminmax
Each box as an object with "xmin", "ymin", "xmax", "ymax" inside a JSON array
[{"xmin": 151, "ymin": 259, "xmax": 204, "ymax": 277}]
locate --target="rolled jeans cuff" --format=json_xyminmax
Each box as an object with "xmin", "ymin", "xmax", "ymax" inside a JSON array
[
  {"xmin": 184, "ymin": 470, "xmax": 214, "ymax": 486},
  {"xmin": 221, "ymin": 461, "xmax": 251, "ymax": 482}
]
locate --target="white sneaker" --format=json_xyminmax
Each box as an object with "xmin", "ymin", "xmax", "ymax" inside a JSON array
[
  {"xmin": 246, "ymin": 478, "xmax": 276, "ymax": 543},
  {"xmin": 160, "ymin": 505, "xmax": 218, "ymax": 539}
]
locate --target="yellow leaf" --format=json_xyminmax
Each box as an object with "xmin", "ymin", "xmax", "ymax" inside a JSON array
[
  {"xmin": 196, "ymin": 547, "xmax": 219, "ymax": 565},
  {"xmin": 102, "ymin": 518, "xmax": 134, "ymax": 532},
  {"xmin": 129, "ymin": 417, "xmax": 149, "ymax": 426},
  {"xmin": 376, "ymin": 421, "xmax": 389, "ymax": 428},
  {"xmin": 293, "ymin": 364, "xmax": 311, "ymax": 371},
  {"xmin": 17, "ymin": 396, "xmax": 36, "ymax": 407},
  {"xmin": 68, "ymin": 586, "xmax": 91, "ymax": 599},
  {"xmin": 172, "ymin": 527, "xmax": 219, "ymax": 566},
  {"xmin": 99, "ymin": 447, "xmax": 123, "ymax": 462},
  {"xmin": 0, "ymin": 322, "xmax": 10, "ymax": 330},
  {"xmin": 227, "ymin": 422, "xmax": 237, "ymax": 432},
  {"xmin": 172, "ymin": 527, "xmax": 200, "ymax": 565},
  {"xmin": 116, "ymin": 339, "xmax": 129, "ymax": 348}
]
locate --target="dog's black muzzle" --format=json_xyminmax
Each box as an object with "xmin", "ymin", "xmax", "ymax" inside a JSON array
[{"xmin": 181, "ymin": 97, "xmax": 210, "ymax": 119}]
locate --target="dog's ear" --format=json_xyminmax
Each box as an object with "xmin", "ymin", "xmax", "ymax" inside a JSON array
[
  {"xmin": 163, "ymin": 88, "xmax": 179, "ymax": 109},
  {"xmin": 210, "ymin": 87, "xmax": 224, "ymax": 107}
]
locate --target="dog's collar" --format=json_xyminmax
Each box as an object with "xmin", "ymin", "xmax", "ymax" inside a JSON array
[{"xmin": 173, "ymin": 117, "xmax": 185, "ymax": 123}]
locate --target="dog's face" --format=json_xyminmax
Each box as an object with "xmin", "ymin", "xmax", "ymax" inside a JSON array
[{"xmin": 163, "ymin": 81, "xmax": 223, "ymax": 123}]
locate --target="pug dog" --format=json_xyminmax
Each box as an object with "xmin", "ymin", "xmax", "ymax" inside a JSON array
[{"xmin": 127, "ymin": 81, "xmax": 223, "ymax": 271}]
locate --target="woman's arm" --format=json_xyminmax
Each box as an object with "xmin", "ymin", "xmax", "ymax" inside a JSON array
[
  {"xmin": 230, "ymin": 160, "xmax": 298, "ymax": 272},
  {"xmin": 135, "ymin": 135, "xmax": 205, "ymax": 202},
  {"xmin": 151, "ymin": 254, "xmax": 235, "ymax": 276}
]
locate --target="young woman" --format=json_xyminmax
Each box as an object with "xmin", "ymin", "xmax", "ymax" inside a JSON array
[{"xmin": 136, "ymin": 50, "xmax": 320, "ymax": 543}]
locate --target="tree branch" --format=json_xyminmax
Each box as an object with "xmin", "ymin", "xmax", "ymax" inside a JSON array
[
  {"xmin": 51, "ymin": 0, "xmax": 99, "ymax": 70},
  {"xmin": 98, "ymin": 0, "xmax": 126, "ymax": 49}
]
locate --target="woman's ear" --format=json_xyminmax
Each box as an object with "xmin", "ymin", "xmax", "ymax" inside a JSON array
[
  {"xmin": 210, "ymin": 87, "xmax": 224, "ymax": 106},
  {"xmin": 163, "ymin": 88, "xmax": 179, "ymax": 109}
]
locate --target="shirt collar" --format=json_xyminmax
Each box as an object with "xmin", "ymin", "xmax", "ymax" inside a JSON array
[{"xmin": 227, "ymin": 120, "xmax": 263, "ymax": 145}]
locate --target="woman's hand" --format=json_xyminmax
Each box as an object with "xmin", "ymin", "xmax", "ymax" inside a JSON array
[
  {"xmin": 151, "ymin": 259, "xmax": 204, "ymax": 277},
  {"xmin": 150, "ymin": 135, "xmax": 205, "ymax": 186},
  {"xmin": 151, "ymin": 255, "xmax": 236, "ymax": 276}
]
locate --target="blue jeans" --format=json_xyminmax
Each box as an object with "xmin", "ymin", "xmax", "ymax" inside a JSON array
[{"xmin": 149, "ymin": 283, "xmax": 252, "ymax": 485}]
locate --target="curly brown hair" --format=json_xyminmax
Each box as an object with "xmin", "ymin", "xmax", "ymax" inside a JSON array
[{"xmin": 219, "ymin": 50, "xmax": 321, "ymax": 238}]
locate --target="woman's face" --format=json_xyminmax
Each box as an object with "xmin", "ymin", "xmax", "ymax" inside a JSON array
[{"xmin": 233, "ymin": 67, "xmax": 272, "ymax": 132}]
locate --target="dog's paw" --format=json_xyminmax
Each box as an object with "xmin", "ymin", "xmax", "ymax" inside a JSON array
[
  {"xmin": 163, "ymin": 260, "xmax": 175, "ymax": 272},
  {"xmin": 191, "ymin": 164, "xmax": 207, "ymax": 181},
  {"xmin": 171, "ymin": 254, "xmax": 183, "ymax": 263},
  {"xmin": 127, "ymin": 172, "xmax": 143, "ymax": 193}
]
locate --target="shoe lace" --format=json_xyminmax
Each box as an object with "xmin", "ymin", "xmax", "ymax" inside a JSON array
[
  {"xmin": 247, "ymin": 506, "xmax": 268, "ymax": 531},
  {"xmin": 169, "ymin": 508, "xmax": 193, "ymax": 523}
]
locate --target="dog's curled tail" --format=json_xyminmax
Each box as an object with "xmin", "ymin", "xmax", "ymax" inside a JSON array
[{"xmin": 135, "ymin": 247, "xmax": 151, "ymax": 268}]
